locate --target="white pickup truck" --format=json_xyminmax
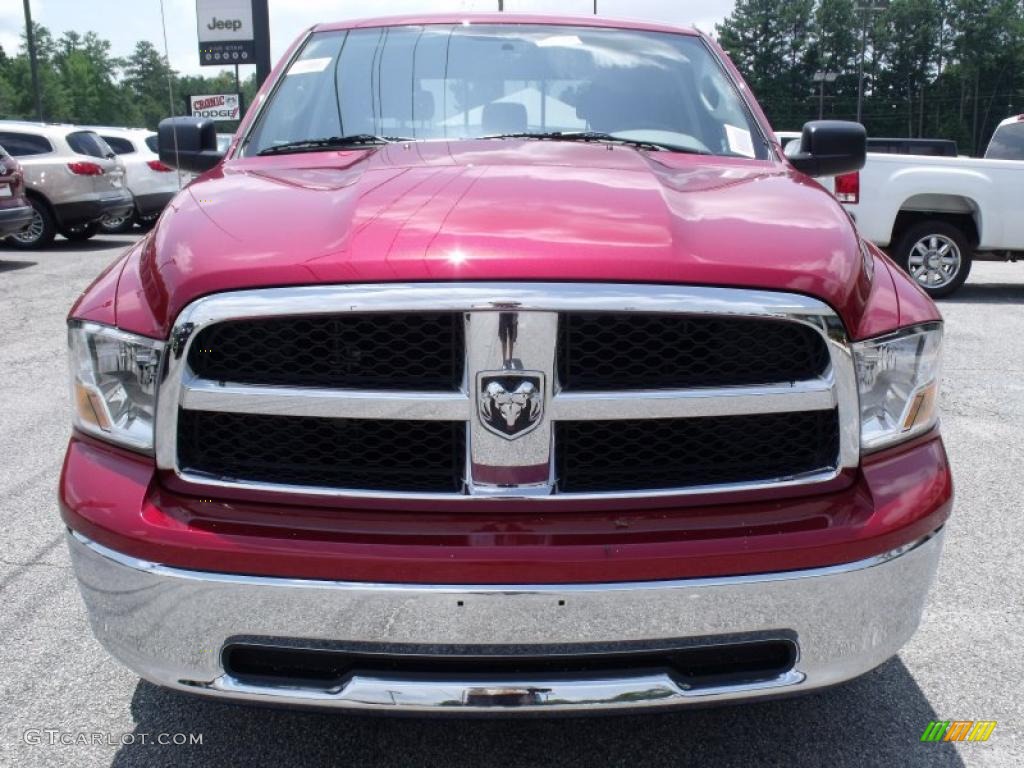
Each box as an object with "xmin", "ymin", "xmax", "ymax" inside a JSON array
[{"xmin": 781, "ymin": 116, "xmax": 1024, "ymax": 297}]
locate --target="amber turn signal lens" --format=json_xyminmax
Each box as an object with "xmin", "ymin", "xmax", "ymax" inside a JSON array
[
  {"xmin": 74, "ymin": 380, "xmax": 112, "ymax": 431},
  {"xmin": 903, "ymin": 382, "xmax": 938, "ymax": 432}
]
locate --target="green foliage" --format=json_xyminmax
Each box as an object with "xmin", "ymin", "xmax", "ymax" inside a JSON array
[
  {"xmin": 717, "ymin": 0, "xmax": 1024, "ymax": 153},
  {"xmin": 0, "ymin": 24, "xmax": 256, "ymax": 132}
]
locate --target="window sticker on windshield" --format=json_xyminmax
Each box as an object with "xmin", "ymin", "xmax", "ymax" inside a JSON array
[
  {"xmin": 724, "ymin": 124, "xmax": 755, "ymax": 158},
  {"xmin": 288, "ymin": 57, "xmax": 332, "ymax": 76}
]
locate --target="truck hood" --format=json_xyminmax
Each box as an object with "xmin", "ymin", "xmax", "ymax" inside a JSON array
[{"xmin": 119, "ymin": 139, "xmax": 872, "ymax": 336}]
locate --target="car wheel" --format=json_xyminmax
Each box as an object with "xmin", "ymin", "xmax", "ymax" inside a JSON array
[
  {"xmin": 61, "ymin": 222, "xmax": 99, "ymax": 242},
  {"xmin": 99, "ymin": 212, "xmax": 135, "ymax": 234},
  {"xmin": 893, "ymin": 220, "xmax": 973, "ymax": 299},
  {"xmin": 4, "ymin": 197, "xmax": 57, "ymax": 249}
]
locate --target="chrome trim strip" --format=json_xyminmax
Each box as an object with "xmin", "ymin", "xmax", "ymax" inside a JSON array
[
  {"xmin": 174, "ymin": 466, "xmax": 844, "ymax": 503},
  {"xmin": 155, "ymin": 283, "xmax": 859, "ymax": 502},
  {"xmin": 550, "ymin": 378, "xmax": 836, "ymax": 421},
  {"xmin": 204, "ymin": 669, "xmax": 807, "ymax": 712},
  {"xmin": 181, "ymin": 378, "xmax": 470, "ymax": 421},
  {"xmin": 67, "ymin": 528, "xmax": 945, "ymax": 713}
]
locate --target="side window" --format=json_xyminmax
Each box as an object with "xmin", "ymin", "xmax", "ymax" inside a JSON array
[
  {"xmin": 0, "ymin": 132, "xmax": 53, "ymax": 156},
  {"xmin": 986, "ymin": 122, "xmax": 1024, "ymax": 161},
  {"xmin": 144, "ymin": 135, "xmax": 159, "ymax": 153},
  {"xmin": 65, "ymin": 131, "xmax": 111, "ymax": 158},
  {"xmin": 102, "ymin": 136, "xmax": 135, "ymax": 155}
]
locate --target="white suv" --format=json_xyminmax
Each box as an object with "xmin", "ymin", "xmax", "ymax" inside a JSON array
[
  {"xmin": 0, "ymin": 121, "xmax": 133, "ymax": 248},
  {"xmin": 86, "ymin": 127, "xmax": 182, "ymax": 233}
]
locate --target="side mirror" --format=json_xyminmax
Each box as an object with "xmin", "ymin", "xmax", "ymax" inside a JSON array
[
  {"xmin": 158, "ymin": 117, "xmax": 224, "ymax": 174},
  {"xmin": 787, "ymin": 120, "xmax": 866, "ymax": 177}
]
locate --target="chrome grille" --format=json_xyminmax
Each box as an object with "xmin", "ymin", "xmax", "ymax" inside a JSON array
[{"xmin": 156, "ymin": 284, "xmax": 859, "ymax": 501}]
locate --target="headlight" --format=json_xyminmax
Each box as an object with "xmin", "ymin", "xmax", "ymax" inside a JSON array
[
  {"xmin": 68, "ymin": 322, "xmax": 163, "ymax": 452},
  {"xmin": 853, "ymin": 323, "xmax": 942, "ymax": 452}
]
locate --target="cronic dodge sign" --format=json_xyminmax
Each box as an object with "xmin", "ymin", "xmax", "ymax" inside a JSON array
[
  {"xmin": 190, "ymin": 93, "xmax": 241, "ymax": 120},
  {"xmin": 196, "ymin": 0, "xmax": 254, "ymax": 65}
]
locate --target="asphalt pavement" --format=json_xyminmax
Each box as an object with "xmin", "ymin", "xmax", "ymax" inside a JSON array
[{"xmin": 0, "ymin": 235, "xmax": 1020, "ymax": 767}]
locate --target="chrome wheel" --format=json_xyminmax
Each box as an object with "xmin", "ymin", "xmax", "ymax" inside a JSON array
[
  {"xmin": 906, "ymin": 234, "xmax": 961, "ymax": 288},
  {"xmin": 101, "ymin": 214, "xmax": 129, "ymax": 229},
  {"xmin": 9, "ymin": 209, "xmax": 44, "ymax": 244}
]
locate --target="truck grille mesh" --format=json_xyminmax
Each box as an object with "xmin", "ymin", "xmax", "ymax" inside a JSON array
[
  {"xmin": 177, "ymin": 410, "xmax": 466, "ymax": 493},
  {"xmin": 188, "ymin": 313, "xmax": 464, "ymax": 390},
  {"xmin": 558, "ymin": 313, "xmax": 830, "ymax": 390},
  {"xmin": 555, "ymin": 410, "xmax": 840, "ymax": 493}
]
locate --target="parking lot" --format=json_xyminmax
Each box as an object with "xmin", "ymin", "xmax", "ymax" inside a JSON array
[{"xmin": 0, "ymin": 235, "xmax": 1020, "ymax": 767}]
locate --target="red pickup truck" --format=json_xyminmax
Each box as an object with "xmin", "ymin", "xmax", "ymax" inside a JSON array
[{"xmin": 62, "ymin": 15, "xmax": 951, "ymax": 714}]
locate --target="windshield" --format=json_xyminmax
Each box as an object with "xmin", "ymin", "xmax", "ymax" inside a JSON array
[{"xmin": 244, "ymin": 24, "xmax": 767, "ymax": 159}]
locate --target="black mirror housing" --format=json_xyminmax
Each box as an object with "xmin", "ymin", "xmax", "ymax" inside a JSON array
[
  {"xmin": 158, "ymin": 117, "xmax": 224, "ymax": 174},
  {"xmin": 787, "ymin": 120, "xmax": 866, "ymax": 177}
]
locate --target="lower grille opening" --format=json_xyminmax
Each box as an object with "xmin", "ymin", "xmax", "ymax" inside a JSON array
[
  {"xmin": 222, "ymin": 639, "xmax": 797, "ymax": 692},
  {"xmin": 556, "ymin": 410, "xmax": 840, "ymax": 493}
]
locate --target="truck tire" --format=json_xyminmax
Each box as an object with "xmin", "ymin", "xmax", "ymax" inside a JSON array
[
  {"xmin": 3, "ymin": 196, "xmax": 57, "ymax": 249},
  {"xmin": 893, "ymin": 220, "xmax": 972, "ymax": 299},
  {"xmin": 61, "ymin": 222, "xmax": 99, "ymax": 242}
]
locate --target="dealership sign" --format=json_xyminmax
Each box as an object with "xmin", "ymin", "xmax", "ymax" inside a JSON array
[
  {"xmin": 190, "ymin": 93, "xmax": 242, "ymax": 120},
  {"xmin": 196, "ymin": 0, "xmax": 254, "ymax": 65}
]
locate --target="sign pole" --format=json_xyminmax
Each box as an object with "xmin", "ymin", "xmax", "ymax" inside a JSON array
[
  {"xmin": 252, "ymin": 0, "xmax": 271, "ymax": 89},
  {"xmin": 22, "ymin": 0, "xmax": 43, "ymax": 122}
]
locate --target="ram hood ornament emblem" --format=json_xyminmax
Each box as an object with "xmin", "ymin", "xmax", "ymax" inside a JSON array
[{"xmin": 477, "ymin": 372, "xmax": 544, "ymax": 439}]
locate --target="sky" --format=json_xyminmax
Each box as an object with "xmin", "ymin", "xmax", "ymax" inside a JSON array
[{"xmin": 0, "ymin": 0, "xmax": 736, "ymax": 78}]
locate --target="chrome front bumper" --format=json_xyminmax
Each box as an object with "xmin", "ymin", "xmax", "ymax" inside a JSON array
[{"xmin": 67, "ymin": 528, "xmax": 944, "ymax": 714}]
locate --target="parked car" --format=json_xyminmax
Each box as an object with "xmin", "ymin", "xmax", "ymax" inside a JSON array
[
  {"xmin": 0, "ymin": 144, "xmax": 34, "ymax": 239},
  {"xmin": 84, "ymin": 126, "xmax": 180, "ymax": 233},
  {"xmin": 64, "ymin": 15, "xmax": 951, "ymax": 715},
  {"xmin": 0, "ymin": 121, "xmax": 133, "ymax": 248}
]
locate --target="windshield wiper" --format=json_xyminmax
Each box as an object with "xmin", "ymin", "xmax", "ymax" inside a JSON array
[
  {"xmin": 480, "ymin": 131, "xmax": 710, "ymax": 154},
  {"xmin": 257, "ymin": 134, "xmax": 411, "ymax": 156}
]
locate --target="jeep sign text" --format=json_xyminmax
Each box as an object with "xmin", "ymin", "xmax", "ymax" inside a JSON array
[{"xmin": 208, "ymin": 17, "xmax": 243, "ymax": 32}]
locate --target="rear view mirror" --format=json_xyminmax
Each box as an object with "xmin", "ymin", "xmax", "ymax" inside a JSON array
[
  {"xmin": 787, "ymin": 120, "xmax": 866, "ymax": 177},
  {"xmin": 158, "ymin": 117, "xmax": 224, "ymax": 174}
]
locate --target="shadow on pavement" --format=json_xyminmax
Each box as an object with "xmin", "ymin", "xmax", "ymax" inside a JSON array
[
  {"xmin": 0, "ymin": 237, "xmax": 137, "ymax": 253},
  {"xmin": 942, "ymin": 280, "xmax": 1024, "ymax": 304},
  {"xmin": 48, "ymin": 237, "xmax": 139, "ymax": 252},
  {"xmin": 0, "ymin": 259, "xmax": 37, "ymax": 273},
  {"xmin": 110, "ymin": 657, "xmax": 964, "ymax": 768}
]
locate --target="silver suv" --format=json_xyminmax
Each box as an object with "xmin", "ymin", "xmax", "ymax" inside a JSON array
[{"xmin": 0, "ymin": 121, "xmax": 133, "ymax": 248}]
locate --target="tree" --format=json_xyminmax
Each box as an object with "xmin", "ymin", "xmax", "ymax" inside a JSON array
[
  {"xmin": 122, "ymin": 40, "xmax": 177, "ymax": 129},
  {"xmin": 50, "ymin": 31, "xmax": 136, "ymax": 125},
  {"xmin": 716, "ymin": 0, "xmax": 1024, "ymax": 152},
  {"xmin": 717, "ymin": 0, "xmax": 796, "ymax": 125}
]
